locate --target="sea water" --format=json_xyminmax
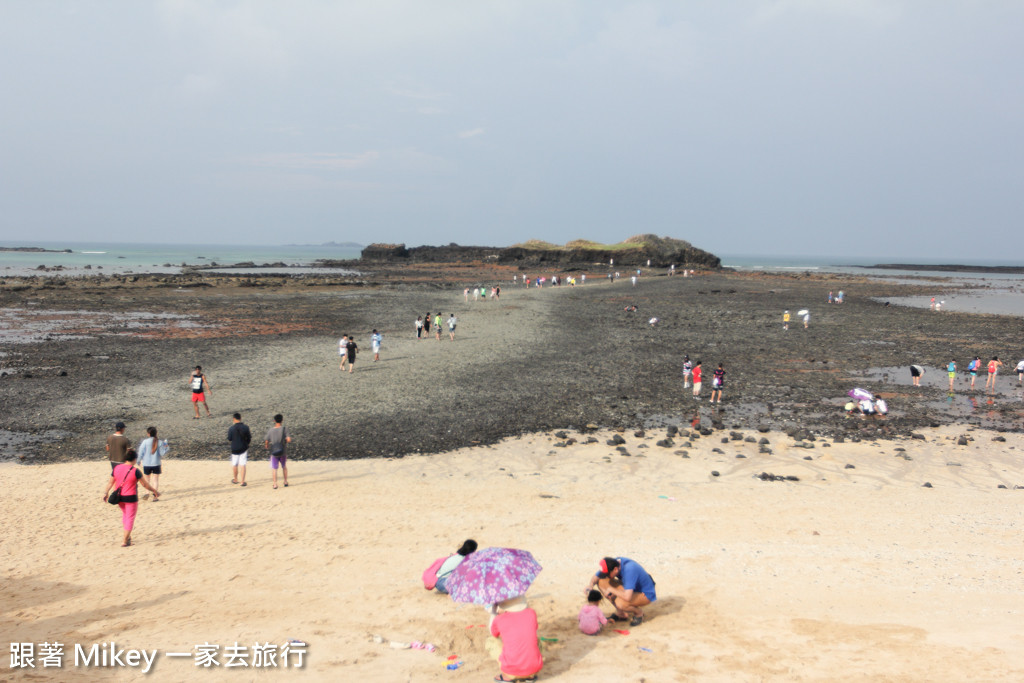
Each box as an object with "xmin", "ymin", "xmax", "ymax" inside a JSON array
[
  {"xmin": 0, "ymin": 241, "xmax": 362, "ymax": 277},
  {"xmin": 722, "ymin": 253, "xmax": 1024, "ymax": 317}
]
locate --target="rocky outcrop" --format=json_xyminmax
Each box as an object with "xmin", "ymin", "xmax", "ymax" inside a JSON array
[{"xmin": 360, "ymin": 234, "xmax": 721, "ymax": 268}]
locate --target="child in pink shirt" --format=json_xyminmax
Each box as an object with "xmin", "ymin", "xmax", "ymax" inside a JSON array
[{"xmin": 578, "ymin": 589, "xmax": 608, "ymax": 635}]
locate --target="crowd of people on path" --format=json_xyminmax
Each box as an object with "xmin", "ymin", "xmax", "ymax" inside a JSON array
[
  {"xmin": 423, "ymin": 540, "xmax": 657, "ymax": 681},
  {"xmin": 415, "ymin": 312, "xmax": 458, "ymax": 341},
  {"xmin": 102, "ymin": 385, "xmax": 298, "ymax": 546}
]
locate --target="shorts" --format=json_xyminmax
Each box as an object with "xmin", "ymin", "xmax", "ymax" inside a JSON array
[
  {"xmin": 231, "ymin": 451, "xmax": 248, "ymax": 467},
  {"xmin": 910, "ymin": 366, "xmax": 921, "ymax": 377},
  {"xmin": 693, "ymin": 381, "xmax": 702, "ymax": 392},
  {"xmin": 143, "ymin": 465, "xmax": 162, "ymax": 475},
  {"xmin": 191, "ymin": 392, "xmax": 205, "ymax": 403},
  {"xmin": 271, "ymin": 454, "xmax": 287, "ymax": 469},
  {"xmin": 948, "ymin": 372, "xmax": 956, "ymax": 379},
  {"xmin": 110, "ymin": 460, "xmax": 123, "ymax": 471},
  {"xmin": 371, "ymin": 344, "xmax": 380, "ymax": 353}
]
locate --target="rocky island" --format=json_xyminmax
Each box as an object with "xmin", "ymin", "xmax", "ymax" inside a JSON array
[{"xmin": 350, "ymin": 234, "xmax": 721, "ymax": 269}]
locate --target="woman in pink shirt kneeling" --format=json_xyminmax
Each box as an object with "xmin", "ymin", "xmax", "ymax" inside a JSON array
[{"xmin": 489, "ymin": 596, "xmax": 543, "ymax": 682}]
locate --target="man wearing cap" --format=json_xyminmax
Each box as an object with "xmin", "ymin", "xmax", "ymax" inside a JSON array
[
  {"xmin": 585, "ymin": 557, "xmax": 657, "ymax": 626},
  {"xmin": 106, "ymin": 422, "xmax": 131, "ymax": 471}
]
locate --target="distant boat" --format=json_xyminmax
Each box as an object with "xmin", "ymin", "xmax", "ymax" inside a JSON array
[{"xmin": 81, "ymin": 251, "xmax": 106, "ymax": 254}]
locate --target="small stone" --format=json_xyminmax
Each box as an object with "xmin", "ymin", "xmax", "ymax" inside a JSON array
[
  {"xmin": 736, "ymin": 454, "xmax": 746, "ymax": 459},
  {"xmin": 729, "ymin": 431, "xmax": 744, "ymax": 441},
  {"xmin": 946, "ymin": 462, "xmax": 961, "ymax": 467},
  {"xmin": 553, "ymin": 442, "xmax": 567, "ymax": 448},
  {"xmin": 922, "ymin": 482, "xmax": 933, "ymax": 488},
  {"xmin": 803, "ymin": 456, "xmax": 813, "ymax": 461},
  {"xmin": 911, "ymin": 433, "xmax": 925, "ymax": 440},
  {"xmin": 655, "ymin": 438, "xmax": 674, "ymax": 448},
  {"xmin": 758, "ymin": 438, "xmax": 770, "ymax": 445},
  {"xmin": 554, "ymin": 431, "xmax": 568, "ymax": 439},
  {"xmin": 611, "ymin": 434, "xmax": 626, "ymax": 445},
  {"xmin": 721, "ymin": 437, "xmax": 730, "ymax": 444},
  {"xmin": 844, "ymin": 464, "xmax": 855, "ymax": 469},
  {"xmin": 744, "ymin": 436, "xmax": 756, "ymax": 443},
  {"xmin": 666, "ymin": 426, "xmax": 679, "ymax": 436},
  {"xmin": 711, "ymin": 471, "xmax": 720, "ymax": 477},
  {"xmin": 992, "ymin": 436, "xmax": 1007, "ymax": 442},
  {"xmin": 712, "ymin": 448, "xmax": 725, "ymax": 454},
  {"xmin": 956, "ymin": 437, "xmax": 969, "ymax": 446},
  {"xmin": 998, "ymin": 484, "xmax": 1007, "ymax": 489}
]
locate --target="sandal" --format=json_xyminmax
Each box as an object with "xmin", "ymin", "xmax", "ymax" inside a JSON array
[
  {"xmin": 231, "ymin": 479, "xmax": 238, "ymax": 484},
  {"xmin": 608, "ymin": 613, "xmax": 629, "ymax": 622},
  {"xmin": 630, "ymin": 615, "xmax": 644, "ymax": 627}
]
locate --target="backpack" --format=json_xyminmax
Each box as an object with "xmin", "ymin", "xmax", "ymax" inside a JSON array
[
  {"xmin": 968, "ymin": 359, "xmax": 978, "ymax": 371},
  {"xmin": 422, "ymin": 556, "xmax": 448, "ymax": 590}
]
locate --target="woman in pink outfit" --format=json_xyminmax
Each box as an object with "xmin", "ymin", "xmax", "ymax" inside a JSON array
[
  {"xmin": 103, "ymin": 449, "xmax": 160, "ymax": 547},
  {"xmin": 489, "ymin": 596, "xmax": 543, "ymax": 682}
]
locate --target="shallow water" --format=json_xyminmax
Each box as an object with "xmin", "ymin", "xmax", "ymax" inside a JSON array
[
  {"xmin": 0, "ymin": 429, "xmax": 70, "ymax": 461},
  {"xmin": 0, "ymin": 308, "xmax": 205, "ymax": 343},
  {"xmin": 847, "ymin": 365, "xmax": 1024, "ymax": 429},
  {"xmin": 877, "ymin": 291, "xmax": 1024, "ymax": 317}
]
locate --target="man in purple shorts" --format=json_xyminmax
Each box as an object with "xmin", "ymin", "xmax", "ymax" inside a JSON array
[{"xmin": 264, "ymin": 413, "xmax": 291, "ymax": 489}]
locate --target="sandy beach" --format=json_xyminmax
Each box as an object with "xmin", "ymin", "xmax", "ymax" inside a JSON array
[{"xmin": 3, "ymin": 425, "xmax": 1023, "ymax": 681}]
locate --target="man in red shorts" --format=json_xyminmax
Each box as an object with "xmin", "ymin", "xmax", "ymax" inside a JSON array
[{"xmin": 189, "ymin": 365, "xmax": 213, "ymax": 418}]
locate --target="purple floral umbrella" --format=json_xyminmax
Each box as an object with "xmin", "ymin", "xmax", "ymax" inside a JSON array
[{"xmin": 446, "ymin": 547, "xmax": 542, "ymax": 605}]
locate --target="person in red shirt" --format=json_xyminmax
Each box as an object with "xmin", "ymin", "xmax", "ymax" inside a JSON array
[
  {"xmin": 489, "ymin": 597, "xmax": 543, "ymax": 682},
  {"xmin": 692, "ymin": 360, "xmax": 703, "ymax": 400}
]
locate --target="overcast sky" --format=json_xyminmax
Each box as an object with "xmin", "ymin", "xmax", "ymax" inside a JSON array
[{"xmin": 1, "ymin": 1, "xmax": 1021, "ymax": 259}]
